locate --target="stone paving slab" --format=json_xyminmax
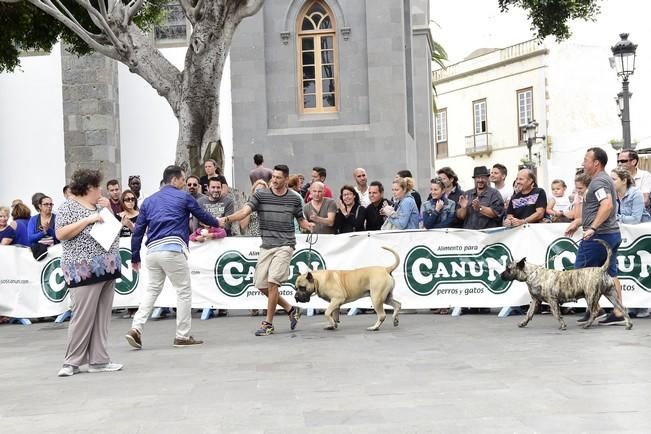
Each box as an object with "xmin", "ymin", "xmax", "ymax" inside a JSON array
[{"xmin": 1, "ymin": 310, "xmax": 650, "ymax": 433}]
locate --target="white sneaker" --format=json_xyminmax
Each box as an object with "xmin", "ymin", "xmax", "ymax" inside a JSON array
[
  {"xmin": 88, "ymin": 362, "xmax": 123, "ymax": 373},
  {"xmin": 57, "ymin": 365, "xmax": 80, "ymax": 377}
]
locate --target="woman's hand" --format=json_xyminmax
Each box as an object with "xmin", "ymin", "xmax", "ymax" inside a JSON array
[
  {"xmin": 435, "ymin": 199, "xmax": 444, "ymax": 212},
  {"xmin": 87, "ymin": 213, "xmax": 103, "ymax": 225},
  {"xmin": 97, "ymin": 197, "xmax": 110, "ymax": 208}
]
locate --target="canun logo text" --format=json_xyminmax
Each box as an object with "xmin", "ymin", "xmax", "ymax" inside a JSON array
[{"xmin": 403, "ymin": 243, "xmax": 513, "ymax": 296}]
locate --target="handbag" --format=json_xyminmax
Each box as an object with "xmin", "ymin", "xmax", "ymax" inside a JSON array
[{"xmin": 31, "ymin": 242, "xmax": 49, "ymax": 261}]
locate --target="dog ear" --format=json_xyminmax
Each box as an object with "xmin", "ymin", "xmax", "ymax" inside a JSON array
[
  {"xmin": 517, "ymin": 258, "xmax": 527, "ymax": 268},
  {"xmin": 306, "ymin": 272, "xmax": 314, "ymax": 283}
]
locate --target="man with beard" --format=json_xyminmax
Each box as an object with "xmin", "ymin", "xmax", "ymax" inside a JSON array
[
  {"xmin": 457, "ymin": 166, "xmax": 504, "ymax": 229},
  {"xmin": 186, "ymin": 175, "xmax": 206, "ymax": 200},
  {"xmin": 198, "ymin": 177, "xmax": 235, "ymax": 235},
  {"xmin": 106, "ymin": 179, "xmax": 123, "ymax": 214},
  {"xmin": 504, "ymin": 169, "xmax": 547, "ymax": 227}
]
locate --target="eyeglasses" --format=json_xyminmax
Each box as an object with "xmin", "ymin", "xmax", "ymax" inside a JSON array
[
  {"xmin": 617, "ymin": 159, "xmax": 630, "ymax": 164},
  {"xmin": 123, "ymin": 197, "xmax": 136, "ymax": 202}
]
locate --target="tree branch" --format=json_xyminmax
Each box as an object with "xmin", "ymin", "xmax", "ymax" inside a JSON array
[
  {"xmin": 179, "ymin": 0, "xmax": 197, "ymax": 25},
  {"xmin": 72, "ymin": 0, "xmax": 125, "ymax": 51},
  {"xmin": 124, "ymin": 0, "xmax": 145, "ymax": 27},
  {"xmin": 235, "ymin": 0, "xmax": 263, "ymax": 21},
  {"xmin": 26, "ymin": 0, "xmax": 121, "ymax": 59}
]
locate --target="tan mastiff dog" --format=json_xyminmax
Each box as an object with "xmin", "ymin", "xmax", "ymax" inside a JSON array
[{"xmin": 294, "ymin": 246, "xmax": 402, "ymax": 331}]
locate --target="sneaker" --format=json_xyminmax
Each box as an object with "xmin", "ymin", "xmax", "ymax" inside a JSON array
[
  {"xmin": 598, "ymin": 312, "xmax": 627, "ymax": 326},
  {"xmin": 173, "ymin": 336, "xmax": 204, "ymax": 347},
  {"xmin": 57, "ymin": 365, "xmax": 80, "ymax": 377},
  {"xmin": 629, "ymin": 308, "xmax": 649, "ymax": 319},
  {"xmin": 125, "ymin": 328, "xmax": 142, "ymax": 349},
  {"xmin": 88, "ymin": 362, "xmax": 123, "ymax": 373},
  {"xmin": 288, "ymin": 306, "xmax": 301, "ymax": 331},
  {"xmin": 576, "ymin": 309, "xmax": 607, "ymax": 324},
  {"xmin": 255, "ymin": 321, "xmax": 274, "ymax": 336}
]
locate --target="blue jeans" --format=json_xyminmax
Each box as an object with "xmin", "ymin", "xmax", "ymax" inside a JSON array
[{"xmin": 575, "ymin": 232, "xmax": 621, "ymax": 277}]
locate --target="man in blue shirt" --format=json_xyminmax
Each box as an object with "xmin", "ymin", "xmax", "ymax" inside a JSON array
[{"xmin": 126, "ymin": 165, "xmax": 221, "ymax": 349}]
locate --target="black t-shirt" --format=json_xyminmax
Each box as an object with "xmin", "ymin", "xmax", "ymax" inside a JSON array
[{"xmin": 507, "ymin": 187, "xmax": 547, "ymax": 220}]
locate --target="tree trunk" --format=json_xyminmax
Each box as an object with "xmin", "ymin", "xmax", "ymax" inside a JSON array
[{"xmin": 176, "ymin": 3, "xmax": 239, "ymax": 177}]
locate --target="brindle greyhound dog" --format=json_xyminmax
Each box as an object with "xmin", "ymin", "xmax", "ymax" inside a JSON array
[{"xmin": 500, "ymin": 239, "xmax": 632, "ymax": 330}]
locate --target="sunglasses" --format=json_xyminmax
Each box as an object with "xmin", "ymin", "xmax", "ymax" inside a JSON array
[
  {"xmin": 124, "ymin": 197, "xmax": 136, "ymax": 202},
  {"xmin": 617, "ymin": 159, "xmax": 630, "ymax": 164},
  {"xmin": 187, "ymin": 183, "xmax": 198, "ymax": 187}
]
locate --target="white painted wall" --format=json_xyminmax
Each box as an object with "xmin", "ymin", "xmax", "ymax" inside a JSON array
[
  {"xmin": 0, "ymin": 44, "xmax": 234, "ymax": 210},
  {"xmin": 0, "ymin": 44, "xmax": 65, "ymax": 211}
]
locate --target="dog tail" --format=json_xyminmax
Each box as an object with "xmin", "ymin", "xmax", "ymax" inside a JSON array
[
  {"xmin": 382, "ymin": 246, "xmax": 401, "ymax": 274},
  {"xmin": 594, "ymin": 239, "xmax": 612, "ymax": 273}
]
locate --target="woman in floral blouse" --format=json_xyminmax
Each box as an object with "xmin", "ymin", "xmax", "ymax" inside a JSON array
[{"xmin": 55, "ymin": 169, "xmax": 122, "ymax": 377}]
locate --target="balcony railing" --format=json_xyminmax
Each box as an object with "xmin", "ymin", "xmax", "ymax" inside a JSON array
[{"xmin": 465, "ymin": 133, "xmax": 492, "ymax": 157}]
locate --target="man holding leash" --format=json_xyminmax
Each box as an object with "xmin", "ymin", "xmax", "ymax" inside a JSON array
[
  {"xmin": 219, "ymin": 164, "xmax": 315, "ymax": 336},
  {"xmin": 566, "ymin": 147, "xmax": 626, "ymax": 326}
]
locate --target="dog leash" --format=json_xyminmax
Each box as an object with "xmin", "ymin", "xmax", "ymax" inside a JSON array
[{"xmin": 306, "ymin": 232, "xmax": 318, "ymax": 267}]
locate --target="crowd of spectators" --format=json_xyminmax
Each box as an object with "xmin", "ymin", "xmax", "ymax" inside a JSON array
[{"xmin": 2, "ymin": 149, "xmax": 651, "ymax": 322}]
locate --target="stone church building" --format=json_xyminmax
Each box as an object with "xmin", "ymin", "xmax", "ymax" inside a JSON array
[{"xmin": 230, "ymin": 0, "xmax": 436, "ymax": 190}]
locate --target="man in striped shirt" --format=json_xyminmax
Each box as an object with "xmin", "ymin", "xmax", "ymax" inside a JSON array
[{"xmin": 221, "ymin": 164, "xmax": 315, "ymax": 336}]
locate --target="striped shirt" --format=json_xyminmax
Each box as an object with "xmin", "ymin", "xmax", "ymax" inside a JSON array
[{"xmin": 247, "ymin": 188, "xmax": 304, "ymax": 249}]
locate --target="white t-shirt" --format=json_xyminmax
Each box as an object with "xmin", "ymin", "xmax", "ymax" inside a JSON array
[
  {"xmin": 633, "ymin": 169, "xmax": 651, "ymax": 194},
  {"xmin": 355, "ymin": 186, "xmax": 371, "ymax": 207},
  {"xmin": 496, "ymin": 184, "xmax": 513, "ymax": 204},
  {"xmin": 552, "ymin": 195, "xmax": 571, "ymax": 212}
]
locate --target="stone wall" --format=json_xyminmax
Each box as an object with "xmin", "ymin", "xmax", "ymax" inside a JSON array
[{"xmin": 61, "ymin": 46, "xmax": 121, "ymax": 182}]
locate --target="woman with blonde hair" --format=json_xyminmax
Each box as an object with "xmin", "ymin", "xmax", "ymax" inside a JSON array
[{"xmin": 382, "ymin": 177, "xmax": 419, "ymax": 230}]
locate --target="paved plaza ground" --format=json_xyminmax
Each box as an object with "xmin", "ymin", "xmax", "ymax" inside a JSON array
[{"xmin": 1, "ymin": 310, "xmax": 651, "ymax": 433}]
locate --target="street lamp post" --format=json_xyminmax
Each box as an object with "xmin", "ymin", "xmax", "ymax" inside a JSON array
[
  {"xmin": 611, "ymin": 33, "xmax": 637, "ymax": 150},
  {"xmin": 523, "ymin": 120, "xmax": 545, "ymax": 168}
]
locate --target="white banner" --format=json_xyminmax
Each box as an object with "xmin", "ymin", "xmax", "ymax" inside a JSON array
[{"xmin": 2, "ymin": 224, "xmax": 651, "ymax": 318}]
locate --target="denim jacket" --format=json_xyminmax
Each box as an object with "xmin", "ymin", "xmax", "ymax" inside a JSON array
[
  {"xmin": 422, "ymin": 197, "xmax": 456, "ymax": 229},
  {"xmin": 617, "ymin": 186, "xmax": 651, "ymax": 224},
  {"xmin": 386, "ymin": 195, "xmax": 419, "ymax": 229}
]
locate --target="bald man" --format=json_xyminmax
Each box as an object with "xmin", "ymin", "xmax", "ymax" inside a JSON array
[{"xmin": 353, "ymin": 168, "xmax": 371, "ymax": 207}]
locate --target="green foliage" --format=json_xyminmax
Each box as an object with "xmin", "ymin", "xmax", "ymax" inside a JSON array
[
  {"xmin": 498, "ymin": 0, "xmax": 601, "ymax": 41},
  {"xmin": 0, "ymin": 0, "xmax": 167, "ymax": 72}
]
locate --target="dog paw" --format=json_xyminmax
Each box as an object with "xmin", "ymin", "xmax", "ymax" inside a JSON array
[
  {"xmin": 518, "ymin": 322, "xmax": 526, "ymax": 328},
  {"xmin": 324, "ymin": 325, "xmax": 336, "ymax": 331},
  {"xmin": 366, "ymin": 326, "xmax": 380, "ymax": 331},
  {"xmin": 560, "ymin": 325, "xmax": 567, "ymax": 331},
  {"xmin": 626, "ymin": 323, "xmax": 633, "ymax": 330},
  {"xmin": 393, "ymin": 318, "xmax": 399, "ymax": 327},
  {"xmin": 582, "ymin": 324, "xmax": 592, "ymax": 329}
]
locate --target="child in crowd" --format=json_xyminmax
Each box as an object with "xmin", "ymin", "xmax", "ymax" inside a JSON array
[
  {"xmin": 190, "ymin": 226, "xmax": 226, "ymax": 243},
  {"xmin": 546, "ymin": 179, "xmax": 571, "ymax": 222}
]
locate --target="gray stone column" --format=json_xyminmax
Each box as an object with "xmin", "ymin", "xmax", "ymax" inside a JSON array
[{"xmin": 61, "ymin": 45, "xmax": 121, "ymax": 182}]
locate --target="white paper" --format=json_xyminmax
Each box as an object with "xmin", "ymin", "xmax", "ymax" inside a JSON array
[{"xmin": 89, "ymin": 207, "xmax": 122, "ymax": 251}]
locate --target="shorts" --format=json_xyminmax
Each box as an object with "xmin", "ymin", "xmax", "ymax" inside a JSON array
[
  {"xmin": 254, "ymin": 246, "xmax": 294, "ymax": 289},
  {"xmin": 575, "ymin": 232, "xmax": 621, "ymax": 277}
]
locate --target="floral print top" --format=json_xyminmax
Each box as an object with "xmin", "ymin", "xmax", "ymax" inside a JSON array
[{"xmin": 55, "ymin": 200, "xmax": 121, "ymax": 288}]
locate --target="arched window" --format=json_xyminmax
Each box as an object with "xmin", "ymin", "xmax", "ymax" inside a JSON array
[{"xmin": 297, "ymin": 1, "xmax": 338, "ymax": 113}]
